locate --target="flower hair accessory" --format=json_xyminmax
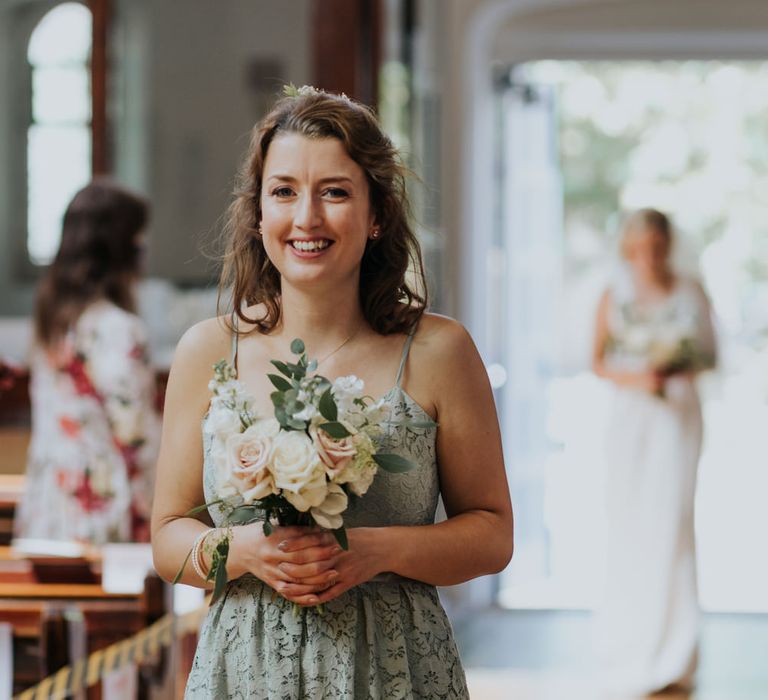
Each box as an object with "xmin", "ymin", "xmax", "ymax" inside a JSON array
[{"xmin": 282, "ymin": 83, "xmax": 351, "ymax": 102}]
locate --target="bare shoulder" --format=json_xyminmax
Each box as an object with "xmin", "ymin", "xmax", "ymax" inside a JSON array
[
  {"xmin": 413, "ymin": 313, "xmax": 474, "ymax": 356},
  {"xmin": 174, "ymin": 316, "xmax": 232, "ymax": 366},
  {"xmin": 409, "ymin": 313, "xmax": 480, "ymax": 384},
  {"xmin": 167, "ymin": 316, "xmax": 233, "ymax": 403}
]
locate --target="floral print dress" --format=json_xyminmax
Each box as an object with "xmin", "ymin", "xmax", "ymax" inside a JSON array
[{"xmin": 14, "ymin": 300, "xmax": 160, "ymax": 544}]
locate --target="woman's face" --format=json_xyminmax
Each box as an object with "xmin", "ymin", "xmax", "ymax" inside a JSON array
[
  {"xmin": 623, "ymin": 225, "xmax": 670, "ymax": 280},
  {"xmin": 259, "ymin": 133, "xmax": 375, "ymax": 293}
]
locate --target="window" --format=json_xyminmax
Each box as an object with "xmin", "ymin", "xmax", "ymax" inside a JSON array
[{"xmin": 27, "ymin": 2, "xmax": 92, "ymax": 265}]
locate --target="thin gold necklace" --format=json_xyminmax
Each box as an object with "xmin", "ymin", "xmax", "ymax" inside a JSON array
[{"xmin": 315, "ymin": 327, "xmax": 362, "ymax": 368}]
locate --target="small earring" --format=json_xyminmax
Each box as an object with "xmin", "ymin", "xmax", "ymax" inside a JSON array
[
  {"xmin": 257, "ymin": 224, "xmax": 263, "ymax": 236},
  {"xmin": 370, "ymin": 226, "xmax": 380, "ymax": 240}
]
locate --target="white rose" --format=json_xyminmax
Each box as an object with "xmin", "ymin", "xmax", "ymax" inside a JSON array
[
  {"xmin": 224, "ymin": 424, "xmax": 278, "ymax": 503},
  {"xmin": 285, "ymin": 465, "xmax": 329, "ymax": 512},
  {"xmin": 310, "ymin": 483, "xmax": 348, "ymax": 529},
  {"xmin": 271, "ymin": 431, "xmax": 326, "ymax": 510}
]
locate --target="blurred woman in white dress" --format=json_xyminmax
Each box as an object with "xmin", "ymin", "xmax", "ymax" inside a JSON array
[{"xmin": 592, "ymin": 209, "xmax": 717, "ymax": 696}]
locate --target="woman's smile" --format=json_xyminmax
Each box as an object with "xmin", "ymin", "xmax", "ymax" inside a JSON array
[{"xmin": 287, "ymin": 237, "xmax": 334, "ymax": 257}]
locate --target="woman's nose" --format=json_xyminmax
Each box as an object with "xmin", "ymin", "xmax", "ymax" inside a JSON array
[{"xmin": 294, "ymin": 193, "xmax": 322, "ymax": 231}]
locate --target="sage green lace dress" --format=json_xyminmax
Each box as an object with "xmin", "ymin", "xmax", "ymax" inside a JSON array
[{"xmin": 185, "ymin": 332, "xmax": 469, "ymax": 699}]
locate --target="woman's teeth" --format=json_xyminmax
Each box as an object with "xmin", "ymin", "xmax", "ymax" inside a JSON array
[{"xmin": 291, "ymin": 240, "xmax": 331, "ymax": 252}]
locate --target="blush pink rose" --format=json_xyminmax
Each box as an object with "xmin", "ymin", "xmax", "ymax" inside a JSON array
[
  {"xmin": 310, "ymin": 425, "xmax": 357, "ymax": 478},
  {"xmin": 225, "ymin": 429, "xmax": 276, "ymax": 503}
]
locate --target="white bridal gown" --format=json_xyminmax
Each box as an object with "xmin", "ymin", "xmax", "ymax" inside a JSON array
[{"xmin": 594, "ymin": 274, "xmax": 717, "ymax": 697}]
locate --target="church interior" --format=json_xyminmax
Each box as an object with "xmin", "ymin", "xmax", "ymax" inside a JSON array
[{"xmin": 1, "ymin": 0, "xmax": 768, "ymax": 697}]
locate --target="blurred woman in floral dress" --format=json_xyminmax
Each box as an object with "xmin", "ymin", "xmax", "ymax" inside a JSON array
[{"xmin": 14, "ymin": 179, "xmax": 160, "ymax": 545}]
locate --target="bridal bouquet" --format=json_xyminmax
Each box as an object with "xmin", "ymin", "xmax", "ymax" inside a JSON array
[
  {"xmin": 175, "ymin": 339, "xmax": 421, "ymax": 603},
  {"xmin": 619, "ymin": 318, "xmax": 711, "ymax": 398}
]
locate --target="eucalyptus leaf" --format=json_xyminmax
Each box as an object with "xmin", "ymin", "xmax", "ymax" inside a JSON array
[
  {"xmin": 172, "ymin": 545, "xmax": 194, "ymax": 584},
  {"xmin": 271, "ymin": 360, "xmax": 294, "ymax": 378},
  {"xmin": 332, "ymin": 527, "xmax": 349, "ymax": 551},
  {"xmin": 373, "ymin": 453, "xmax": 417, "ymax": 473},
  {"xmin": 307, "ymin": 359, "xmax": 318, "ymax": 372},
  {"xmin": 319, "ymin": 388, "xmax": 338, "ymax": 421},
  {"xmin": 268, "ymin": 374, "xmax": 292, "ymax": 392},
  {"xmin": 211, "ymin": 556, "xmax": 229, "ymax": 604},
  {"xmin": 290, "ymin": 338, "xmax": 305, "ymax": 355},
  {"xmin": 318, "ymin": 421, "xmax": 351, "ymax": 439},
  {"xmin": 288, "ymin": 417, "xmax": 307, "ymax": 430},
  {"xmin": 227, "ymin": 506, "xmax": 261, "ymax": 525},
  {"xmin": 286, "ymin": 362, "xmax": 304, "ymax": 379},
  {"xmin": 184, "ymin": 499, "xmax": 223, "ymax": 516},
  {"xmin": 271, "ymin": 391, "xmax": 285, "ymax": 407}
]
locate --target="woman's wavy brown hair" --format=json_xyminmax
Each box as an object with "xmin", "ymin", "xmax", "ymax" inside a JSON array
[
  {"xmin": 220, "ymin": 88, "xmax": 428, "ymax": 335},
  {"xmin": 34, "ymin": 178, "xmax": 148, "ymax": 348}
]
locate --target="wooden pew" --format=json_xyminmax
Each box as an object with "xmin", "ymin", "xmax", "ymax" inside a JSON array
[
  {"xmin": 0, "ymin": 475, "xmax": 24, "ymax": 546},
  {"xmin": 0, "ymin": 547, "xmax": 167, "ymax": 698}
]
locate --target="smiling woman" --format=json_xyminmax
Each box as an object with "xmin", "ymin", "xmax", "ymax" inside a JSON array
[
  {"xmin": 259, "ymin": 135, "xmax": 375, "ymax": 288},
  {"xmin": 150, "ymin": 86, "xmax": 513, "ymax": 699},
  {"xmin": 219, "ymin": 87, "xmax": 427, "ymax": 336}
]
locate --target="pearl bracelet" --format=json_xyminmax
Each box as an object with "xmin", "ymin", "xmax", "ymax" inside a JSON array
[{"xmin": 191, "ymin": 528, "xmax": 212, "ymax": 581}]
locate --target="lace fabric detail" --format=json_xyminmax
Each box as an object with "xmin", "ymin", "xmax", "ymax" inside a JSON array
[{"xmin": 188, "ymin": 385, "xmax": 468, "ymax": 699}]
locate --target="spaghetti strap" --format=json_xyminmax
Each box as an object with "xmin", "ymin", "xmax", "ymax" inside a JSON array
[
  {"xmin": 230, "ymin": 313, "xmax": 239, "ymax": 375},
  {"xmin": 394, "ymin": 327, "xmax": 416, "ymax": 388}
]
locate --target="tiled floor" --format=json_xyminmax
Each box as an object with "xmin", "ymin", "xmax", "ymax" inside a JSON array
[{"xmin": 455, "ymin": 609, "xmax": 768, "ymax": 700}]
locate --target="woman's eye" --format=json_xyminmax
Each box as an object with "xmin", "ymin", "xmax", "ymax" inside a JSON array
[
  {"xmin": 272, "ymin": 186, "xmax": 294, "ymax": 198},
  {"xmin": 323, "ymin": 187, "xmax": 349, "ymax": 199}
]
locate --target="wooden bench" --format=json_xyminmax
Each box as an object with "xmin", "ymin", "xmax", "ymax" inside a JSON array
[{"xmin": 0, "ymin": 550, "xmax": 167, "ymax": 698}]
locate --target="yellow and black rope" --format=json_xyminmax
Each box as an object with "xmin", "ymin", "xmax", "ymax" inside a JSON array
[{"xmin": 13, "ymin": 607, "xmax": 203, "ymax": 700}]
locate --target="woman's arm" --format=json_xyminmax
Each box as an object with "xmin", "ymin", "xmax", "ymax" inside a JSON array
[
  {"xmin": 150, "ymin": 319, "xmax": 224, "ymax": 586},
  {"xmin": 591, "ymin": 290, "xmax": 661, "ymax": 393},
  {"xmin": 301, "ymin": 317, "xmax": 513, "ymax": 604}
]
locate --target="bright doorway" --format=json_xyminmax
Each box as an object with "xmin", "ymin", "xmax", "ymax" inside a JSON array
[{"xmin": 492, "ymin": 60, "xmax": 768, "ymax": 613}]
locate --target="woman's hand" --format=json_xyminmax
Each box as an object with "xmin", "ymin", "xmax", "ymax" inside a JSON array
[
  {"xmin": 637, "ymin": 370, "xmax": 665, "ymax": 395},
  {"xmin": 226, "ymin": 524, "xmax": 342, "ymax": 606},
  {"xmin": 305, "ymin": 528, "xmax": 385, "ymax": 606}
]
